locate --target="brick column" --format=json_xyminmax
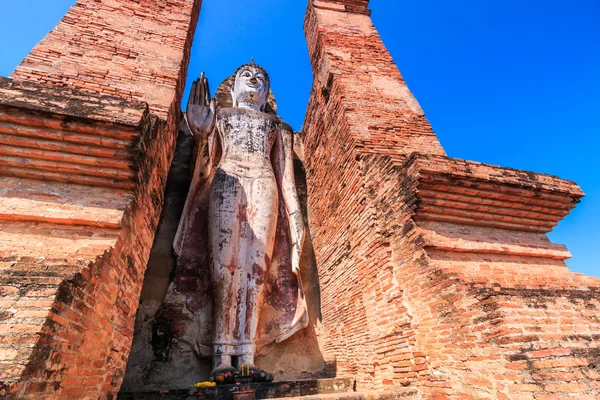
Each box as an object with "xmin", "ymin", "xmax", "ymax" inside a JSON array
[
  {"xmin": 11, "ymin": 0, "xmax": 200, "ymax": 120},
  {"xmin": 302, "ymin": 0, "xmax": 444, "ymax": 389},
  {"xmin": 303, "ymin": 0, "xmax": 600, "ymax": 398},
  {"xmin": 304, "ymin": 0, "xmax": 445, "ymax": 159},
  {"xmin": 0, "ymin": 1, "xmax": 201, "ymax": 398}
]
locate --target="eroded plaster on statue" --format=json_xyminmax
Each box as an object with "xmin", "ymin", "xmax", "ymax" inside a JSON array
[{"xmin": 173, "ymin": 63, "xmax": 308, "ymax": 382}]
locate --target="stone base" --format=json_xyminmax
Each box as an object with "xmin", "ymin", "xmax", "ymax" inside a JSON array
[
  {"xmin": 118, "ymin": 378, "xmax": 357, "ymax": 400},
  {"xmin": 275, "ymin": 389, "xmax": 419, "ymax": 400}
]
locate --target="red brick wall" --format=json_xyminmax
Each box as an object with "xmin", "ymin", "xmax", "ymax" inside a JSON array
[
  {"xmin": 0, "ymin": 78, "xmax": 149, "ymax": 397},
  {"xmin": 0, "ymin": 82, "xmax": 178, "ymax": 400},
  {"xmin": 303, "ymin": 1, "xmax": 600, "ymax": 398},
  {"xmin": 11, "ymin": 0, "xmax": 200, "ymax": 120},
  {"xmin": 0, "ymin": 113, "xmax": 173, "ymax": 399},
  {"xmin": 1, "ymin": 0, "xmax": 201, "ymax": 397},
  {"xmin": 312, "ymin": 0, "xmax": 371, "ymax": 14},
  {"xmin": 304, "ymin": 1, "xmax": 445, "ymax": 159},
  {"xmin": 365, "ymin": 155, "xmax": 600, "ymax": 398},
  {"xmin": 302, "ymin": 0, "xmax": 444, "ymax": 389}
]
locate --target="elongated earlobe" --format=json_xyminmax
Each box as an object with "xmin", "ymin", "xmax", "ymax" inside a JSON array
[{"xmin": 231, "ymin": 87, "xmax": 237, "ymax": 108}]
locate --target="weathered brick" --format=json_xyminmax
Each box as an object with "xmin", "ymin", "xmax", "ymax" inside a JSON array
[
  {"xmin": 302, "ymin": 1, "xmax": 600, "ymax": 399},
  {"xmin": 0, "ymin": 0, "xmax": 200, "ymax": 399},
  {"xmin": 527, "ymin": 349, "xmax": 571, "ymax": 359},
  {"xmin": 544, "ymin": 382, "xmax": 589, "ymax": 393},
  {"xmin": 508, "ymin": 384, "xmax": 544, "ymax": 392}
]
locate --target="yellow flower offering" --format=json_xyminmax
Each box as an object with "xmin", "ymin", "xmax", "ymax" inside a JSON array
[{"xmin": 194, "ymin": 381, "xmax": 216, "ymax": 388}]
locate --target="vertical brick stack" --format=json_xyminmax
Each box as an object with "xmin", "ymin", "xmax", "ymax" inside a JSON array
[
  {"xmin": 303, "ymin": 0, "xmax": 600, "ymax": 398},
  {"xmin": 305, "ymin": 0, "xmax": 446, "ymax": 159},
  {"xmin": 11, "ymin": 0, "xmax": 198, "ymax": 121},
  {"xmin": 303, "ymin": 0, "xmax": 444, "ymax": 388},
  {"xmin": 0, "ymin": 0, "xmax": 201, "ymax": 398}
]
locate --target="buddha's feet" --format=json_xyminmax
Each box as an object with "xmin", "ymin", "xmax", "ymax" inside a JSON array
[
  {"xmin": 239, "ymin": 363, "xmax": 274, "ymax": 383},
  {"xmin": 211, "ymin": 364, "xmax": 237, "ymax": 385}
]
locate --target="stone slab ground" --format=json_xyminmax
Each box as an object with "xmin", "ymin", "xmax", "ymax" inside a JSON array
[{"xmin": 117, "ymin": 378, "xmax": 419, "ymax": 400}]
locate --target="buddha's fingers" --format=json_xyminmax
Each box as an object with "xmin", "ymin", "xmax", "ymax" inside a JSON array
[
  {"xmin": 196, "ymin": 74, "xmax": 204, "ymax": 105},
  {"xmin": 188, "ymin": 80, "xmax": 197, "ymax": 111},
  {"xmin": 204, "ymin": 76, "xmax": 211, "ymax": 106}
]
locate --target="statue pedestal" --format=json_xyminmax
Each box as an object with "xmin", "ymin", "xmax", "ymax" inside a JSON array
[
  {"xmin": 118, "ymin": 378, "xmax": 351, "ymax": 400},
  {"xmin": 117, "ymin": 378, "xmax": 420, "ymax": 400}
]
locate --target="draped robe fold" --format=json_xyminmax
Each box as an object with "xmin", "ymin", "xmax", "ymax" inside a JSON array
[{"xmin": 173, "ymin": 110, "xmax": 308, "ymax": 357}]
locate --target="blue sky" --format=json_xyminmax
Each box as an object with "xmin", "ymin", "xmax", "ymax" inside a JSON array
[{"xmin": 0, "ymin": 1, "xmax": 598, "ymax": 278}]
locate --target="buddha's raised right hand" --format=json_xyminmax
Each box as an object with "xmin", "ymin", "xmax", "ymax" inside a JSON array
[{"xmin": 186, "ymin": 72, "xmax": 216, "ymax": 141}]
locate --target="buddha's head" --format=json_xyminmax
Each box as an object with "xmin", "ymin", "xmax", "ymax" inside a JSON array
[{"xmin": 231, "ymin": 61, "xmax": 270, "ymax": 111}]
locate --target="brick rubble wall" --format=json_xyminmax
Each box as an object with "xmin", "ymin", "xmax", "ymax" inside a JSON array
[
  {"xmin": 0, "ymin": 82, "xmax": 174, "ymax": 400},
  {"xmin": 0, "ymin": 78, "xmax": 148, "ymax": 398},
  {"xmin": 0, "ymin": 114, "xmax": 169, "ymax": 399}
]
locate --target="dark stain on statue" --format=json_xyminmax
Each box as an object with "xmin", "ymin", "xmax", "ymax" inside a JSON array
[
  {"xmin": 252, "ymin": 263, "xmax": 265, "ymax": 286},
  {"xmin": 237, "ymin": 203, "xmax": 247, "ymax": 223},
  {"xmin": 217, "ymin": 228, "xmax": 232, "ymax": 251}
]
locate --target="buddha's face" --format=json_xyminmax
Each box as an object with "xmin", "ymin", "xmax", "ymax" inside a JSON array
[{"xmin": 232, "ymin": 65, "xmax": 269, "ymax": 110}]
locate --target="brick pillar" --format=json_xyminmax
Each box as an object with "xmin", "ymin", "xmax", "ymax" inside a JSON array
[
  {"xmin": 303, "ymin": 0, "xmax": 600, "ymax": 398},
  {"xmin": 302, "ymin": 0, "xmax": 444, "ymax": 389},
  {"xmin": 11, "ymin": 0, "xmax": 199, "ymax": 120},
  {"xmin": 305, "ymin": 0, "xmax": 446, "ymax": 159},
  {"xmin": 0, "ymin": 1, "xmax": 201, "ymax": 398}
]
